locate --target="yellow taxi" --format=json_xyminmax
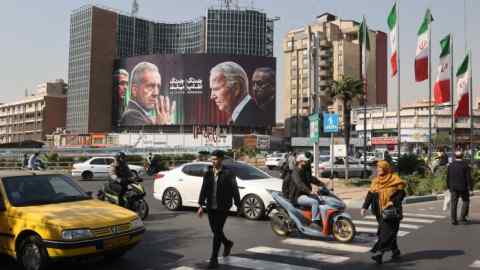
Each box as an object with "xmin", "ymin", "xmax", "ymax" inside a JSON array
[{"xmin": 0, "ymin": 171, "xmax": 145, "ymax": 270}]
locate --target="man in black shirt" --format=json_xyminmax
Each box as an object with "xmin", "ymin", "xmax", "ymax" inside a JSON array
[
  {"xmin": 197, "ymin": 150, "xmax": 241, "ymax": 269},
  {"xmin": 447, "ymin": 151, "xmax": 473, "ymax": 225}
]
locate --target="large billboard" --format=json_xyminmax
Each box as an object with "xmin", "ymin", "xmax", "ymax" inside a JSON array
[{"xmin": 113, "ymin": 54, "xmax": 276, "ymax": 128}]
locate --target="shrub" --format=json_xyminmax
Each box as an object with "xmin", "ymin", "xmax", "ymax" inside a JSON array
[{"xmin": 397, "ymin": 154, "xmax": 427, "ymax": 176}]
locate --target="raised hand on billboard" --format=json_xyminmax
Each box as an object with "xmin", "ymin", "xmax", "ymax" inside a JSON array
[{"xmin": 155, "ymin": 95, "xmax": 176, "ymax": 125}]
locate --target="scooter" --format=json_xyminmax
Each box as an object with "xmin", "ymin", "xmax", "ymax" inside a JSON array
[
  {"xmin": 267, "ymin": 188, "xmax": 356, "ymax": 243},
  {"xmin": 97, "ymin": 177, "xmax": 150, "ymax": 220}
]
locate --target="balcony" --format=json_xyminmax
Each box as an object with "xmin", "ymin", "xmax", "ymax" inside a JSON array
[
  {"xmin": 319, "ymin": 40, "xmax": 331, "ymax": 47},
  {"xmin": 319, "ymin": 70, "xmax": 332, "ymax": 77}
]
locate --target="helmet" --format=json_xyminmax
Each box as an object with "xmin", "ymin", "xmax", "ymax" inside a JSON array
[{"xmin": 116, "ymin": 152, "xmax": 126, "ymax": 160}]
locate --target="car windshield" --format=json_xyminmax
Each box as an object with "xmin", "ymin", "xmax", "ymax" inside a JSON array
[
  {"xmin": 2, "ymin": 175, "xmax": 90, "ymax": 206},
  {"xmin": 271, "ymin": 153, "xmax": 283, "ymax": 158},
  {"xmin": 225, "ymin": 163, "xmax": 271, "ymax": 180}
]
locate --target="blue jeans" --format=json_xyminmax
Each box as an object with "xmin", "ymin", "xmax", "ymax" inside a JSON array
[{"xmin": 297, "ymin": 195, "xmax": 321, "ymax": 222}]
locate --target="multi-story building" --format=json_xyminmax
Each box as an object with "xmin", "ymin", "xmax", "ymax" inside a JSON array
[
  {"xmin": 67, "ymin": 4, "xmax": 275, "ymax": 133},
  {"xmin": 353, "ymin": 100, "xmax": 480, "ymax": 152},
  {"xmin": 0, "ymin": 80, "xmax": 67, "ymax": 144},
  {"xmin": 282, "ymin": 13, "xmax": 387, "ymax": 124}
]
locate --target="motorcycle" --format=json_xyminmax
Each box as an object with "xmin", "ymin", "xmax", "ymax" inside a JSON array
[
  {"xmin": 97, "ymin": 177, "xmax": 150, "ymax": 220},
  {"xmin": 267, "ymin": 188, "xmax": 356, "ymax": 243}
]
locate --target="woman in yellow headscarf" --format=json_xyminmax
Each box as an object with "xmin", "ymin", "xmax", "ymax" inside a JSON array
[{"xmin": 361, "ymin": 160, "xmax": 407, "ymax": 264}]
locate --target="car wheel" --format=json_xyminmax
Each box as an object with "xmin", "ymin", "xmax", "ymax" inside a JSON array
[
  {"xmin": 241, "ymin": 194, "xmax": 265, "ymax": 220},
  {"xmin": 18, "ymin": 235, "xmax": 49, "ymax": 270},
  {"xmin": 81, "ymin": 171, "xmax": 93, "ymax": 180},
  {"xmin": 133, "ymin": 199, "xmax": 150, "ymax": 220},
  {"xmin": 162, "ymin": 188, "xmax": 182, "ymax": 211}
]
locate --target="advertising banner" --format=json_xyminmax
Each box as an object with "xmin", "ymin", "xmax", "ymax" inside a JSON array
[{"xmin": 113, "ymin": 54, "xmax": 276, "ymax": 128}]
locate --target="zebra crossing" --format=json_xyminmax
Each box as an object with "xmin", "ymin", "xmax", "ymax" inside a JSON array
[
  {"xmin": 470, "ymin": 260, "xmax": 480, "ymax": 268},
  {"xmin": 172, "ymin": 212, "xmax": 446, "ymax": 270}
]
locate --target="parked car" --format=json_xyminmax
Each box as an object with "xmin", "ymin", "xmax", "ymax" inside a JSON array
[
  {"xmin": 359, "ymin": 152, "xmax": 377, "ymax": 164},
  {"xmin": 265, "ymin": 152, "xmax": 287, "ymax": 170},
  {"xmin": 72, "ymin": 157, "xmax": 145, "ymax": 180},
  {"xmin": 0, "ymin": 171, "xmax": 145, "ymax": 270},
  {"xmin": 318, "ymin": 157, "xmax": 373, "ymax": 178},
  {"xmin": 153, "ymin": 161, "xmax": 282, "ymax": 220}
]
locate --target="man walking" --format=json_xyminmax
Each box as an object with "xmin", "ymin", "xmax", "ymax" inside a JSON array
[
  {"xmin": 197, "ymin": 150, "xmax": 241, "ymax": 269},
  {"xmin": 447, "ymin": 151, "xmax": 473, "ymax": 225}
]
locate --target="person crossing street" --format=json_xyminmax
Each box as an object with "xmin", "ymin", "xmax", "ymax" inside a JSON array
[{"xmin": 447, "ymin": 151, "xmax": 473, "ymax": 225}]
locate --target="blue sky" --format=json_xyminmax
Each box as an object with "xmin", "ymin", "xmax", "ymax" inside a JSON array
[{"xmin": 1, "ymin": 0, "xmax": 478, "ymax": 118}]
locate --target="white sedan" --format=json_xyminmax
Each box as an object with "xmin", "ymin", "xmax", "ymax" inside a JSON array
[
  {"xmin": 153, "ymin": 161, "xmax": 282, "ymax": 220},
  {"xmin": 265, "ymin": 153, "xmax": 287, "ymax": 170},
  {"xmin": 71, "ymin": 157, "xmax": 145, "ymax": 180}
]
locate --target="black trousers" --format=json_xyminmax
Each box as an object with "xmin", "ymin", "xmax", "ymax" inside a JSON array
[
  {"xmin": 374, "ymin": 218, "xmax": 400, "ymax": 253},
  {"xmin": 109, "ymin": 182, "xmax": 127, "ymax": 206},
  {"xmin": 450, "ymin": 190, "xmax": 470, "ymax": 222},
  {"xmin": 207, "ymin": 209, "xmax": 230, "ymax": 259}
]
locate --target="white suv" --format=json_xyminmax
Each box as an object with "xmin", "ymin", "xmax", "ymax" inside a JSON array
[
  {"xmin": 265, "ymin": 153, "xmax": 287, "ymax": 170},
  {"xmin": 72, "ymin": 157, "xmax": 145, "ymax": 180}
]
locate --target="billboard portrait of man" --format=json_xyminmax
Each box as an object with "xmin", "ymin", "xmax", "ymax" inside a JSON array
[
  {"xmin": 252, "ymin": 67, "xmax": 275, "ymax": 123},
  {"xmin": 209, "ymin": 62, "xmax": 264, "ymax": 127},
  {"xmin": 114, "ymin": 69, "xmax": 129, "ymax": 120},
  {"xmin": 119, "ymin": 62, "xmax": 176, "ymax": 126}
]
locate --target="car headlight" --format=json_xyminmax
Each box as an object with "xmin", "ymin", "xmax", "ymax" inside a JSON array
[
  {"xmin": 61, "ymin": 229, "xmax": 94, "ymax": 241},
  {"xmin": 130, "ymin": 218, "xmax": 144, "ymax": 230}
]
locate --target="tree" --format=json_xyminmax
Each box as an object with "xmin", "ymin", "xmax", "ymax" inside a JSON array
[{"xmin": 327, "ymin": 76, "xmax": 364, "ymax": 180}]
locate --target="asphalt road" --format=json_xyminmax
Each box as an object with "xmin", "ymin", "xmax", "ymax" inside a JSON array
[{"xmin": 2, "ymin": 173, "xmax": 480, "ymax": 270}]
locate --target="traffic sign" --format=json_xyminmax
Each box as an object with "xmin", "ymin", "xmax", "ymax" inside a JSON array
[
  {"xmin": 323, "ymin": 112, "xmax": 339, "ymax": 133},
  {"xmin": 309, "ymin": 113, "xmax": 320, "ymax": 143}
]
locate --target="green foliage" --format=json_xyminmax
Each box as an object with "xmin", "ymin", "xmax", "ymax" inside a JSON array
[
  {"xmin": 432, "ymin": 166, "xmax": 447, "ymax": 193},
  {"xmin": 77, "ymin": 156, "xmax": 90, "ymax": 162},
  {"xmin": 45, "ymin": 152, "xmax": 59, "ymax": 162},
  {"xmin": 396, "ymin": 154, "xmax": 427, "ymax": 176}
]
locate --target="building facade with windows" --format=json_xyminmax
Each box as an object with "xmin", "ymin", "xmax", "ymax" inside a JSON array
[
  {"xmin": 66, "ymin": 4, "xmax": 275, "ymax": 133},
  {"xmin": 282, "ymin": 13, "xmax": 387, "ymax": 126},
  {"xmin": 0, "ymin": 80, "xmax": 67, "ymax": 144}
]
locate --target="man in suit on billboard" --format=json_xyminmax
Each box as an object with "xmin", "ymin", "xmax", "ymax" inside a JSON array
[
  {"xmin": 252, "ymin": 67, "xmax": 275, "ymax": 124},
  {"xmin": 119, "ymin": 62, "xmax": 175, "ymax": 126},
  {"xmin": 209, "ymin": 61, "xmax": 263, "ymax": 127}
]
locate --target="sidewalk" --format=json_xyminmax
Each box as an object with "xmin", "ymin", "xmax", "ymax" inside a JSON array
[{"xmin": 317, "ymin": 178, "xmax": 370, "ymax": 209}]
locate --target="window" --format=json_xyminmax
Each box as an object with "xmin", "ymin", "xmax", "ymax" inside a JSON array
[
  {"xmin": 90, "ymin": 158, "xmax": 105, "ymax": 165},
  {"xmin": 182, "ymin": 164, "xmax": 209, "ymax": 177},
  {"xmin": 225, "ymin": 163, "xmax": 271, "ymax": 180}
]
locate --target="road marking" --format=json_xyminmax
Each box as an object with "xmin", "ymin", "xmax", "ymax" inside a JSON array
[
  {"xmin": 247, "ymin": 246, "xmax": 349, "ymax": 264},
  {"xmin": 403, "ymin": 213, "xmax": 446, "ymax": 219},
  {"xmin": 365, "ymin": 215, "xmax": 435, "ymax": 223},
  {"xmin": 470, "ymin": 260, "xmax": 480, "ymax": 268},
  {"xmin": 353, "ymin": 220, "xmax": 422, "ymax": 229},
  {"xmin": 282, "ymin": 238, "xmax": 371, "ymax": 253},
  {"xmin": 218, "ymin": 256, "xmax": 320, "ymax": 270},
  {"xmin": 171, "ymin": 267, "xmax": 196, "ymax": 270},
  {"xmin": 419, "ymin": 208, "xmax": 426, "ymax": 211},
  {"xmin": 355, "ymin": 227, "xmax": 410, "ymax": 237}
]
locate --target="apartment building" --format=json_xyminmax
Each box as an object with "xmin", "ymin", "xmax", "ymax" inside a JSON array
[
  {"xmin": 0, "ymin": 80, "xmax": 67, "ymax": 144},
  {"xmin": 282, "ymin": 13, "xmax": 387, "ymax": 125}
]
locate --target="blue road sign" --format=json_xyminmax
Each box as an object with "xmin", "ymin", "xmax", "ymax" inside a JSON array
[{"xmin": 323, "ymin": 112, "xmax": 339, "ymax": 133}]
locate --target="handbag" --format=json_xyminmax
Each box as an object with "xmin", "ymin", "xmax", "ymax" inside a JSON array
[{"xmin": 382, "ymin": 206, "xmax": 400, "ymax": 220}]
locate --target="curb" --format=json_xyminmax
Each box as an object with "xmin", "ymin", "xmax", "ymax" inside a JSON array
[{"xmin": 345, "ymin": 190, "xmax": 480, "ymax": 209}]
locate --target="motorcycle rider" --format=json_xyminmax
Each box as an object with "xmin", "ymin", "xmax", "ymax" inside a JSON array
[
  {"xmin": 109, "ymin": 152, "xmax": 133, "ymax": 207},
  {"xmin": 289, "ymin": 153, "xmax": 325, "ymax": 229}
]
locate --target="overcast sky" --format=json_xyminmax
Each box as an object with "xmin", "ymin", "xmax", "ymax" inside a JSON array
[{"xmin": 0, "ymin": 0, "xmax": 478, "ymax": 121}]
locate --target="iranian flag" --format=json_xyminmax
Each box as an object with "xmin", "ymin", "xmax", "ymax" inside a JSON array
[
  {"xmin": 415, "ymin": 9, "xmax": 432, "ymax": 82},
  {"xmin": 433, "ymin": 34, "xmax": 451, "ymax": 104},
  {"xmin": 454, "ymin": 54, "xmax": 470, "ymax": 118},
  {"xmin": 388, "ymin": 3, "xmax": 398, "ymax": 77},
  {"xmin": 359, "ymin": 17, "xmax": 370, "ymax": 82}
]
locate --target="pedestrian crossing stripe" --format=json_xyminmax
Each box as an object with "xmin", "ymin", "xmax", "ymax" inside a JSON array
[
  {"xmin": 355, "ymin": 226, "xmax": 410, "ymax": 237},
  {"xmin": 218, "ymin": 256, "xmax": 320, "ymax": 270},
  {"xmin": 247, "ymin": 246, "xmax": 350, "ymax": 264},
  {"xmin": 171, "ymin": 267, "xmax": 195, "ymax": 270},
  {"xmin": 282, "ymin": 238, "xmax": 371, "ymax": 253},
  {"xmin": 402, "ymin": 212, "xmax": 446, "ymax": 219},
  {"xmin": 364, "ymin": 215, "xmax": 435, "ymax": 223},
  {"xmin": 470, "ymin": 260, "xmax": 480, "ymax": 268},
  {"xmin": 353, "ymin": 220, "xmax": 423, "ymax": 229}
]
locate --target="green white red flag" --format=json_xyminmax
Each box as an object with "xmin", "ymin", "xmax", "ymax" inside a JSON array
[
  {"xmin": 359, "ymin": 17, "xmax": 370, "ymax": 84},
  {"xmin": 415, "ymin": 9, "xmax": 433, "ymax": 82},
  {"xmin": 454, "ymin": 53, "xmax": 470, "ymax": 118},
  {"xmin": 387, "ymin": 3, "xmax": 398, "ymax": 77},
  {"xmin": 433, "ymin": 34, "xmax": 451, "ymax": 104}
]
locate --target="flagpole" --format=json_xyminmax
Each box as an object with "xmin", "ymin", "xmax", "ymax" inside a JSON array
[
  {"xmin": 396, "ymin": 0, "xmax": 401, "ymax": 158},
  {"xmin": 451, "ymin": 34, "xmax": 455, "ymax": 151},
  {"xmin": 428, "ymin": 9, "xmax": 432, "ymax": 164},
  {"xmin": 469, "ymin": 49, "xmax": 473, "ymax": 158}
]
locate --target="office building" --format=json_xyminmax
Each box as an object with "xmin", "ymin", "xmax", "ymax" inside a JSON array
[
  {"xmin": 66, "ymin": 4, "xmax": 275, "ymax": 133},
  {"xmin": 0, "ymin": 80, "xmax": 67, "ymax": 144}
]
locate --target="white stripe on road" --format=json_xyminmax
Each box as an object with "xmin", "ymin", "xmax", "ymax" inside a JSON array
[
  {"xmin": 218, "ymin": 256, "xmax": 320, "ymax": 270},
  {"xmin": 353, "ymin": 220, "xmax": 422, "ymax": 229},
  {"xmin": 171, "ymin": 267, "xmax": 196, "ymax": 270},
  {"xmin": 282, "ymin": 238, "xmax": 370, "ymax": 253},
  {"xmin": 470, "ymin": 260, "xmax": 480, "ymax": 268},
  {"xmin": 402, "ymin": 213, "xmax": 446, "ymax": 219},
  {"xmin": 365, "ymin": 215, "xmax": 435, "ymax": 223},
  {"xmin": 355, "ymin": 227, "xmax": 410, "ymax": 237},
  {"xmin": 247, "ymin": 246, "xmax": 349, "ymax": 264}
]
